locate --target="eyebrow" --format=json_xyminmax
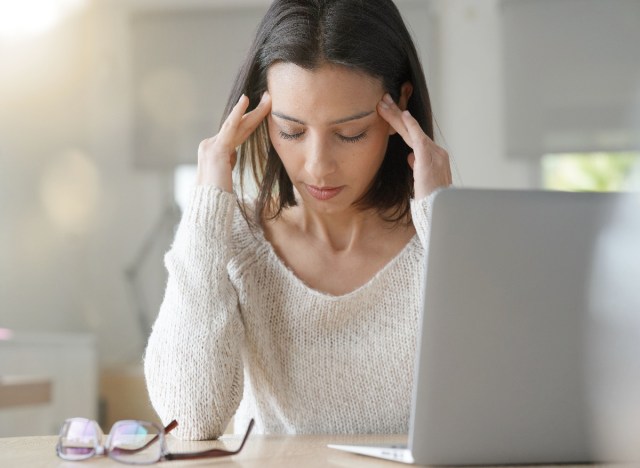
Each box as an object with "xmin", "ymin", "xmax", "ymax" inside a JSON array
[{"xmin": 271, "ymin": 110, "xmax": 374, "ymax": 125}]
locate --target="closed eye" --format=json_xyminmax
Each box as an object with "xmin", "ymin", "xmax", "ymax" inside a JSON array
[
  {"xmin": 338, "ymin": 132, "xmax": 368, "ymax": 143},
  {"xmin": 278, "ymin": 130, "xmax": 368, "ymax": 143},
  {"xmin": 279, "ymin": 130, "xmax": 304, "ymax": 140}
]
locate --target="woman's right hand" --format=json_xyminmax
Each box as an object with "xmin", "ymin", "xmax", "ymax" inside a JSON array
[{"xmin": 196, "ymin": 92, "xmax": 272, "ymax": 192}]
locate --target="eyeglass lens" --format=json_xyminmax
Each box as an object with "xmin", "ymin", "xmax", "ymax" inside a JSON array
[
  {"xmin": 58, "ymin": 419, "xmax": 164, "ymax": 464},
  {"xmin": 107, "ymin": 420, "xmax": 163, "ymax": 464},
  {"xmin": 58, "ymin": 418, "xmax": 252, "ymax": 464},
  {"xmin": 57, "ymin": 418, "xmax": 101, "ymax": 461}
]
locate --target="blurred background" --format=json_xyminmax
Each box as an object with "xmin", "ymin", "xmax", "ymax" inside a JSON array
[{"xmin": 0, "ymin": 0, "xmax": 639, "ymax": 438}]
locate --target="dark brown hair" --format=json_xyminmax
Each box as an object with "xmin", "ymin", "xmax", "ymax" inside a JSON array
[{"xmin": 223, "ymin": 0, "xmax": 433, "ymax": 225}]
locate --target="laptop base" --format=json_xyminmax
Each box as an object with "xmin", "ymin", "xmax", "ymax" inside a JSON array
[{"xmin": 328, "ymin": 443, "xmax": 414, "ymax": 464}]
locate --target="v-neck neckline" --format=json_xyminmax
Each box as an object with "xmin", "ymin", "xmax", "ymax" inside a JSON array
[{"xmin": 255, "ymin": 229, "xmax": 421, "ymax": 300}]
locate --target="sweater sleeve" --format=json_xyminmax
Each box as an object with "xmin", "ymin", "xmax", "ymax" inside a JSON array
[
  {"xmin": 410, "ymin": 189, "xmax": 441, "ymax": 250},
  {"xmin": 143, "ymin": 186, "xmax": 244, "ymax": 440}
]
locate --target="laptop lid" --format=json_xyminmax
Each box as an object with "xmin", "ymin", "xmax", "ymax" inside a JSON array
[{"xmin": 408, "ymin": 188, "xmax": 620, "ymax": 465}]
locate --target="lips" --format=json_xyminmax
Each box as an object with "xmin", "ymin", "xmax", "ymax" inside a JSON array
[{"xmin": 305, "ymin": 184, "xmax": 344, "ymax": 201}]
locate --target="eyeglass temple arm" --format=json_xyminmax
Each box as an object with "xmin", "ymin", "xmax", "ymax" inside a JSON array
[
  {"xmin": 109, "ymin": 420, "xmax": 178, "ymax": 456},
  {"xmin": 165, "ymin": 419, "xmax": 255, "ymax": 461},
  {"xmin": 163, "ymin": 420, "xmax": 179, "ymax": 434}
]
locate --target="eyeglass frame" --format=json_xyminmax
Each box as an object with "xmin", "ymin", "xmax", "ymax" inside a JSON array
[{"xmin": 56, "ymin": 417, "xmax": 255, "ymax": 464}]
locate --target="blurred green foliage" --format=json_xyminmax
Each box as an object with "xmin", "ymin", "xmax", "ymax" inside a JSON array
[{"xmin": 542, "ymin": 152, "xmax": 640, "ymax": 192}]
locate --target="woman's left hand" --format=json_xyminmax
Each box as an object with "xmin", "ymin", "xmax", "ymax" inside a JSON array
[{"xmin": 378, "ymin": 93, "xmax": 452, "ymax": 200}]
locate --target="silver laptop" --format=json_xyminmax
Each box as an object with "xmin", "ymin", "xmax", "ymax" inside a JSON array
[{"xmin": 329, "ymin": 188, "xmax": 631, "ymax": 465}]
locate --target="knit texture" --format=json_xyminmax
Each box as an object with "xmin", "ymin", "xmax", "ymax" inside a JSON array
[{"xmin": 144, "ymin": 186, "xmax": 436, "ymax": 440}]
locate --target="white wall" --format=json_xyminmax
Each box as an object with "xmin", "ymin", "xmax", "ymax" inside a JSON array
[
  {"xmin": 0, "ymin": 2, "xmax": 168, "ymax": 366},
  {"xmin": 0, "ymin": 0, "xmax": 544, "ymax": 369},
  {"xmin": 429, "ymin": 0, "xmax": 537, "ymax": 189}
]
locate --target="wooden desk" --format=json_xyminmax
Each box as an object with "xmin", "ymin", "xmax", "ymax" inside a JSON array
[{"xmin": 0, "ymin": 433, "xmax": 610, "ymax": 468}]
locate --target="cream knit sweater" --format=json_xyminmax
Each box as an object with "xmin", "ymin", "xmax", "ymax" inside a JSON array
[{"xmin": 144, "ymin": 186, "xmax": 434, "ymax": 440}]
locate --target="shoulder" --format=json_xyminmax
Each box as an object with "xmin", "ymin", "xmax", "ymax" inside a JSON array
[
  {"xmin": 227, "ymin": 198, "xmax": 278, "ymax": 276},
  {"xmin": 230, "ymin": 198, "xmax": 264, "ymax": 249}
]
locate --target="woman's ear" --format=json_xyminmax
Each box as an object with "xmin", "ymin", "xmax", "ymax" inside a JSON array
[{"xmin": 398, "ymin": 81, "xmax": 413, "ymax": 111}]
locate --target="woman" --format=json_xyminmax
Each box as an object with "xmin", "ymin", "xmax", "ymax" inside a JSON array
[{"xmin": 144, "ymin": 0, "xmax": 452, "ymax": 439}]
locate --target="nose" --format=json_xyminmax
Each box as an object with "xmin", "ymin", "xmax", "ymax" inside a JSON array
[{"xmin": 304, "ymin": 134, "xmax": 337, "ymax": 181}]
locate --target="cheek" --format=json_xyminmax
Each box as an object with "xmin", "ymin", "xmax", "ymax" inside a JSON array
[
  {"xmin": 362, "ymin": 128, "xmax": 390, "ymax": 163},
  {"xmin": 343, "ymin": 137, "xmax": 388, "ymax": 180}
]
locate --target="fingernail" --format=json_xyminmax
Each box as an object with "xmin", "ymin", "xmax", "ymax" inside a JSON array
[
  {"xmin": 379, "ymin": 100, "xmax": 389, "ymax": 110},
  {"xmin": 383, "ymin": 93, "xmax": 394, "ymax": 105},
  {"xmin": 260, "ymin": 91, "xmax": 270, "ymax": 102}
]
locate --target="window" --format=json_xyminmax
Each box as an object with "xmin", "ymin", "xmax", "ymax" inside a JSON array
[
  {"xmin": 542, "ymin": 152, "xmax": 640, "ymax": 192},
  {"xmin": 501, "ymin": 0, "xmax": 640, "ymax": 160}
]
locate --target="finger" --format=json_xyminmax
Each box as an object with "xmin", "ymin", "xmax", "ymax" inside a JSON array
[
  {"xmin": 227, "ymin": 94, "xmax": 250, "ymax": 127},
  {"xmin": 238, "ymin": 92, "xmax": 272, "ymax": 141},
  {"xmin": 377, "ymin": 94, "xmax": 412, "ymax": 144},
  {"xmin": 219, "ymin": 94, "xmax": 251, "ymax": 144},
  {"xmin": 400, "ymin": 110, "xmax": 437, "ymax": 165},
  {"xmin": 241, "ymin": 92, "xmax": 271, "ymax": 124},
  {"xmin": 400, "ymin": 110, "xmax": 434, "ymax": 146}
]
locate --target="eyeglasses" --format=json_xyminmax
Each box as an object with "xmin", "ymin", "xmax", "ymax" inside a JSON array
[{"xmin": 56, "ymin": 417, "xmax": 255, "ymax": 465}]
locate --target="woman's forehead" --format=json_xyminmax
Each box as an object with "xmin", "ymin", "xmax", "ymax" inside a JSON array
[
  {"xmin": 267, "ymin": 62, "xmax": 383, "ymax": 95},
  {"xmin": 267, "ymin": 62, "xmax": 384, "ymax": 121}
]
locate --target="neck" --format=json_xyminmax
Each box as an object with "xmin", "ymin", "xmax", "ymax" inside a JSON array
[{"xmin": 296, "ymin": 203, "xmax": 385, "ymax": 253}]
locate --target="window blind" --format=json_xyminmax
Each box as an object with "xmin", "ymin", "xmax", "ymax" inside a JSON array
[{"xmin": 501, "ymin": 0, "xmax": 640, "ymax": 158}]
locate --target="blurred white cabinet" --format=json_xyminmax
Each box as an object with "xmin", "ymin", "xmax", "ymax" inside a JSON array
[{"xmin": 0, "ymin": 331, "xmax": 97, "ymax": 436}]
